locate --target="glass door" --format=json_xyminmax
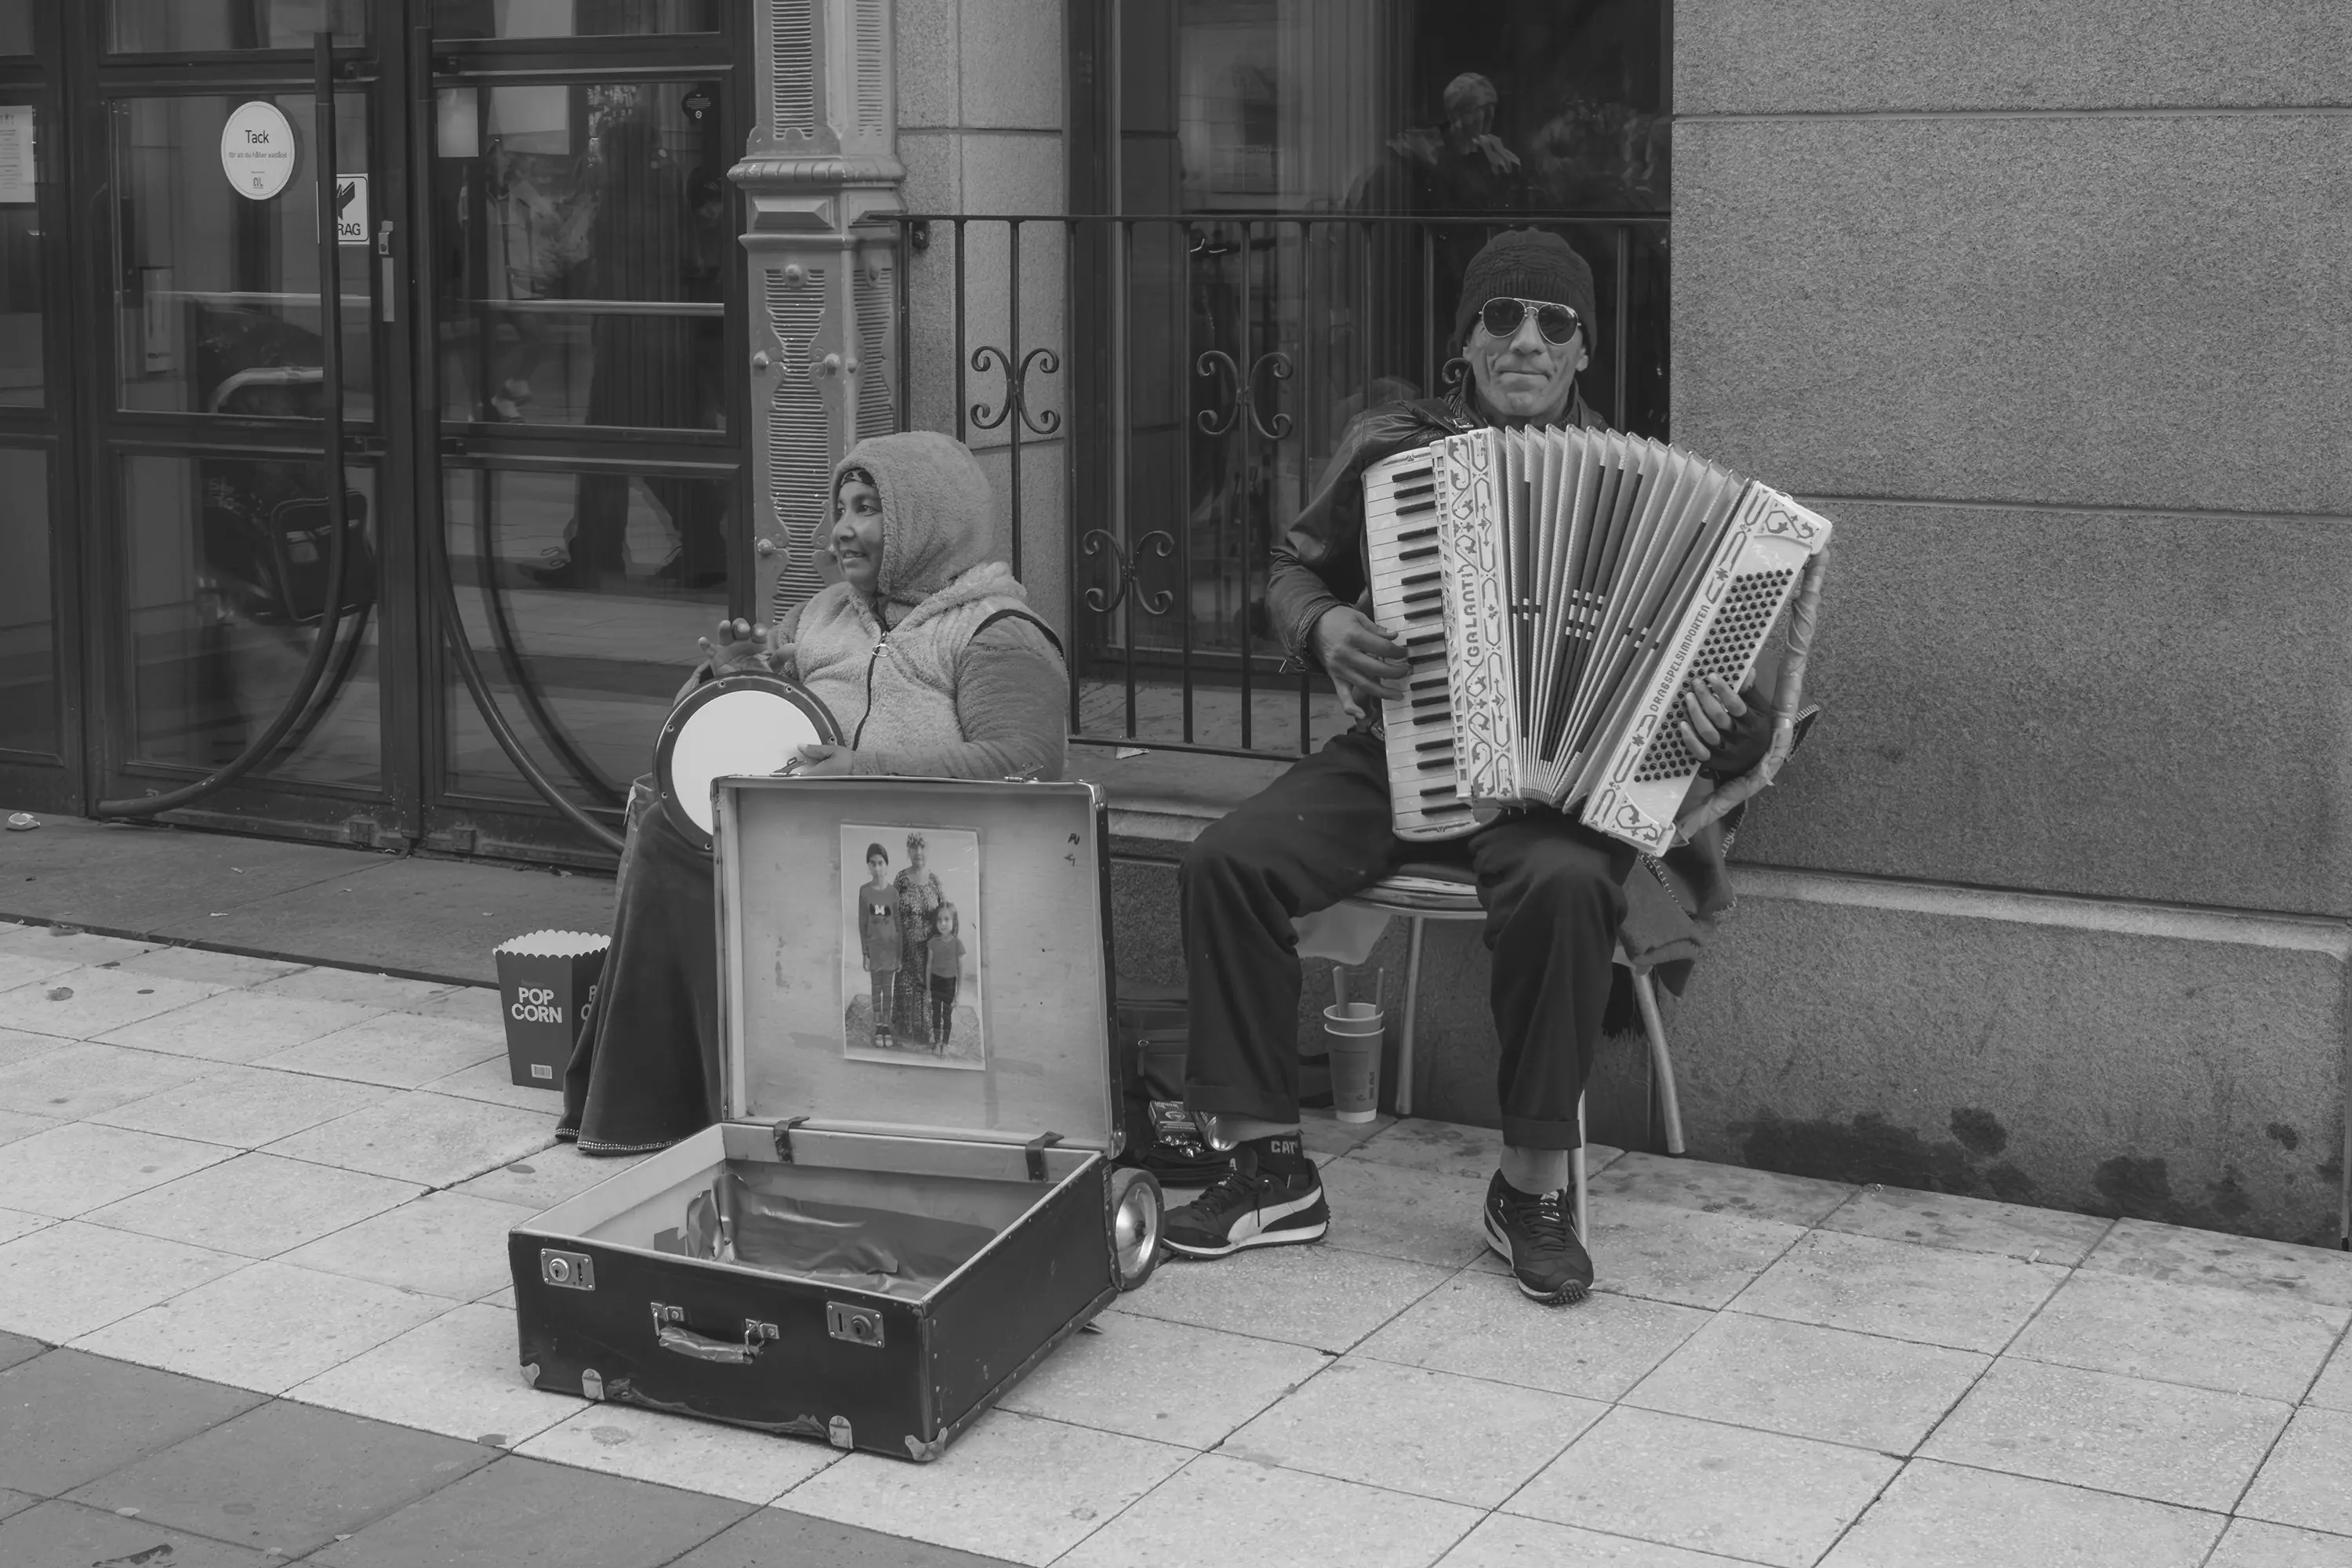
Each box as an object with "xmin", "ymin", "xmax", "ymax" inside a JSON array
[{"xmin": 67, "ymin": 0, "xmax": 407, "ymax": 842}]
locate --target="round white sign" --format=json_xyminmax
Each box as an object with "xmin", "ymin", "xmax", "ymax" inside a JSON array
[{"xmin": 220, "ymin": 100, "xmax": 297, "ymax": 201}]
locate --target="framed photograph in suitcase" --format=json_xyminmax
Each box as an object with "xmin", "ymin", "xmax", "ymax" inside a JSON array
[{"xmin": 509, "ymin": 779, "xmax": 1164, "ymax": 1462}]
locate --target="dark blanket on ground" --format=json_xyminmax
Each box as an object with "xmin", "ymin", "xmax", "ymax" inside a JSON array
[{"xmin": 558, "ymin": 783, "xmax": 721, "ymax": 1154}]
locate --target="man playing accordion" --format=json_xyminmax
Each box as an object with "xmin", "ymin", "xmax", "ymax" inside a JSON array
[{"xmin": 1167, "ymin": 230, "xmax": 1776, "ymax": 1305}]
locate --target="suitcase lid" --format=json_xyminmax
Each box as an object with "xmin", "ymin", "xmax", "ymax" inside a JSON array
[{"xmin": 711, "ymin": 776, "xmax": 1118, "ymax": 1153}]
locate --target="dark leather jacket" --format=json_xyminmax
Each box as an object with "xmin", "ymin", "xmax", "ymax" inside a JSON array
[{"xmin": 1272, "ymin": 386, "xmax": 1748, "ymax": 937}]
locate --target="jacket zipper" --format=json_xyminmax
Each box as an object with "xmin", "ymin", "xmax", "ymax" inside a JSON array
[{"xmin": 850, "ymin": 629, "xmax": 888, "ymax": 749}]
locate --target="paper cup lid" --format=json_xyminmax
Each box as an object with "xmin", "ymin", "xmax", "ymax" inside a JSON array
[{"xmin": 495, "ymin": 929, "xmax": 609, "ymax": 958}]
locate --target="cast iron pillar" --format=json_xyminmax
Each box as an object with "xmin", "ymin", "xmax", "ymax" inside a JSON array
[{"xmin": 733, "ymin": 0, "xmax": 903, "ymax": 617}]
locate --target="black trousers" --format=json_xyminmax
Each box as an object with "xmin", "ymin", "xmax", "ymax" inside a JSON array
[{"xmin": 1181, "ymin": 729, "xmax": 1635, "ymax": 1150}]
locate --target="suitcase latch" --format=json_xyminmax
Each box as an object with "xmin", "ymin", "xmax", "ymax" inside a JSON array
[
  {"xmin": 772, "ymin": 1116, "xmax": 811, "ymax": 1163},
  {"xmin": 541, "ymin": 1249, "xmax": 595, "ymax": 1290},
  {"xmin": 1024, "ymin": 1131, "xmax": 1064, "ymax": 1181},
  {"xmin": 826, "ymin": 1301, "xmax": 886, "ymax": 1348}
]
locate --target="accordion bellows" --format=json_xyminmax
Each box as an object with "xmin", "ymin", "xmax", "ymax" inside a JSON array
[{"xmin": 1364, "ymin": 427, "xmax": 1832, "ymax": 852}]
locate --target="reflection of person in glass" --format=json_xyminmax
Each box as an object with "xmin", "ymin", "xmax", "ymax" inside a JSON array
[
  {"xmin": 892, "ymin": 833, "xmax": 944, "ymax": 1046},
  {"xmin": 1381, "ymin": 74, "xmax": 1525, "ymax": 212},
  {"xmin": 558, "ymin": 433, "xmax": 1068, "ymax": 1154},
  {"xmin": 528, "ymin": 94, "xmax": 730, "ymax": 591},
  {"xmin": 858, "ymin": 843, "xmax": 900, "ymax": 1050},
  {"xmin": 1165, "ymin": 233, "xmax": 1780, "ymax": 1308}
]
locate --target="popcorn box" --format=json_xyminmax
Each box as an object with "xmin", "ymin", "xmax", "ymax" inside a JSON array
[{"xmin": 494, "ymin": 930, "xmax": 608, "ymax": 1089}]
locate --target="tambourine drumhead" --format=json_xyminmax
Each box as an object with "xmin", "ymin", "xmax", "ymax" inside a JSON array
[{"xmin": 654, "ymin": 674, "xmax": 844, "ymax": 849}]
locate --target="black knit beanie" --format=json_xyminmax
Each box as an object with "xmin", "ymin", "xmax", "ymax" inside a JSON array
[{"xmin": 1451, "ymin": 230, "xmax": 1596, "ymax": 355}]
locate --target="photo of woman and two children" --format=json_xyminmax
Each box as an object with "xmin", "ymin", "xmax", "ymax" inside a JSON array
[{"xmin": 840, "ymin": 826, "xmax": 985, "ymax": 1070}]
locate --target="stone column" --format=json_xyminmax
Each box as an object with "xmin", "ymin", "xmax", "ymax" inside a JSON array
[{"xmin": 733, "ymin": 0, "xmax": 905, "ymax": 617}]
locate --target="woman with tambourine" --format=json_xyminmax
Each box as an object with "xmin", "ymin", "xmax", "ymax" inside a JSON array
[{"xmin": 557, "ymin": 431, "xmax": 1068, "ymax": 1155}]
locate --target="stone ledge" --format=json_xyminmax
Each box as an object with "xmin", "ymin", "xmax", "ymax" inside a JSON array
[{"xmin": 1069, "ymin": 742, "xmax": 1290, "ymax": 846}]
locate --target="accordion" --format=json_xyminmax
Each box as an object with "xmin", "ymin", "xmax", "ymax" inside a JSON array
[{"xmin": 1363, "ymin": 426, "xmax": 1832, "ymax": 852}]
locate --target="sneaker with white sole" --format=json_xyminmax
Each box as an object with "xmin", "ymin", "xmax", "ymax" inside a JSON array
[
  {"xmin": 1483, "ymin": 1170, "xmax": 1592, "ymax": 1305},
  {"xmin": 1162, "ymin": 1137, "xmax": 1327, "ymax": 1258}
]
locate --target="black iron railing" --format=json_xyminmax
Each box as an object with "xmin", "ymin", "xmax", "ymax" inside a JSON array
[{"xmin": 892, "ymin": 211, "xmax": 1669, "ymax": 760}]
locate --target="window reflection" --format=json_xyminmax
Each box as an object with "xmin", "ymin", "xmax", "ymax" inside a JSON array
[
  {"xmin": 433, "ymin": 1, "xmax": 716, "ymax": 40},
  {"xmin": 122, "ymin": 454, "xmax": 379, "ymax": 787},
  {"xmin": 434, "ymin": 81, "xmax": 731, "ymax": 430},
  {"xmin": 0, "ymin": 447, "xmax": 53, "ymax": 756},
  {"xmin": 441, "ymin": 465, "xmax": 728, "ymax": 807},
  {"xmin": 108, "ymin": 0, "xmax": 366, "ymax": 52},
  {"xmin": 0, "ymin": 100, "xmax": 38, "ymax": 408},
  {"xmin": 0, "ymin": 3, "xmax": 32, "ymax": 54},
  {"xmin": 113, "ymin": 94, "xmax": 373, "ymax": 419}
]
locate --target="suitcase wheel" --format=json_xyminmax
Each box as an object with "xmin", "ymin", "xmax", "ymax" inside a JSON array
[{"xmin": 1109, "ymin": 1165, "xmax": 1163, "ymax": 1292}]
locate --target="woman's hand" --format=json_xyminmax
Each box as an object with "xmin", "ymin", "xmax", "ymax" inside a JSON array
[
  {"xmin": 1679, "ymin": 675, "xmax": 1774, "ymax": 779},
  {"xmin": 782, "ymin": 744, "xmax": 856, "ymax": 778},
  {"xmin": 697, "ymin": 618, "xmax": 770, "ymax": 677}
]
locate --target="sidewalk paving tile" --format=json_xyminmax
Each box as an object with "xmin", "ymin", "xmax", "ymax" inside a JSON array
[
  {"xmin": 1504, "ymin": 1406, "xmax": 1897, "ymax": 1568},
  {"xmin": 1058, "ymin": 1450, "xmax": 1483, "ymax": 1568},
  {"xmin": 1579, "ymin": 1197, "xmax": 1809, "ymax": 1310},
  {"xmin": 1223, "ymin": 1356, "xmax": 1604, "ymax": 1508},
  {"xmin": 280, "ymin": 1189, "xmax": 539, "ymax": 1301},
  {"xmin": 2206, "ymin": 1517, "xmax": 2352, "ymax": 1567},
  {"xmin": 0, "ymin": 1329, "xmax": 38, "ymax": 1371},
  {"xmin": 1112, "ymin": 1243, "xmax": 1454, "ymax": 1353},
  {"xmin": 0, "ymin": 946, "xmax": 93, "ymax": 992},
  {"xmin": 782, "ymin": 1409, "xmax": 1191, "ymax": 1566},
  {"xmin": 253, "ymin": 1011, "xmax": 505, "ymax": 1089},
  {"xmin": 1437, "ymin": 1513, "xmax": 1770, "ymax": 1566},
  {"xmin": 1301, "ymin": 1105, "xmax": 1397, "ymax": 1160},
  {"xmin": 102, "ymin": 989, "xmax": 390, "ymax": 1062},
  {"xmin": 82, "ymin": 1152, "xmax": 423, "ymax": 1258},
  {"xmin": 0, "ymin": 1205, "xmax": 45, "ymax": 1245},
  {"xmin": 0, "ymin": 1221, "xmax": 247, "ymax": 1342},
  {"xmin": 1813, "ymin": 1459, "xmax": 2222, "ymax": 1568},
  {"xmin": 308, "ymin": 1453, "xmax": 751, "ymax": 1568},
  {"xmin": 2006, "ymin": 1269, "xmax": 2350, "ymax": 1403},
  {"xmin": 1317, "ymin": 1157, "xmax": 1496, "ymax": 1267},
  {"xmin": 1623, "ymin": 1312, "xmax": 1987, "ymax": 1454},
  {"xmin": 1918, "ymin": 1357, "xmax": 2290, "ymax": 1512},
  {"xmin": 1726, "ymin": 1229, "xmax": 2066, "ymax": 1353},
  {"xmin": 2080, "ymin": 1218, "xmax": 2352, "ymax": 1309},
  {"xmin": 673, "ymin": 1506, "xmax": 1022, "ymax": 1566},
  {"xmin": 391, "ymin": 985, "xmax": 505, "ymax": 1024},
  {"xmin": 452, "ymin": 1145, "xmax": 647, "ymax": 1212},
  {"xmin": 2238, "ymin": 1406, "xmax": 2352, "ymax": 1536},
  {"xmin": 1351, "ymin": 1119, "xmax": 1508, "ymax": 1181},
  {"xmin": 65, "ymin": 1397, "xmax": 496, "ymax": 1558},
  {"xmin": 117, "ymin": 946, "xmax": 304, "ymax": 988},
  {"xmin": 0, "ymin": 1109, "xmax": 58, "ymax": 1155},
  {"xmin": 0, "ymin": 966, "xmax": 230, "ymax": 1039},
  {"xmin": 0, "ymin": 1487, "xmax": 33, "ymax": 1522},
  {"xmin": 0, "ymin": 1040, "xmax": 216, "ymax": 1119},
  {"xmin": 290, "ymin": 1301, "xmax": 575, "ymax": 1446},
  {"xmin": 91, "ymin": 1062, "xmax": 396, "ymax": 1148},
  {"xmin": 72, "ymin": 1259, "xmax": 454, "ymax": 1394},
  {"xmin": 0, "ymin": 1498, "xmax": 276, "ymax": 1566},
  {"xmin": 0, "ymin": 1030, "xmax": 64, "ymax": 1070},
  {"xmin": 264, "ymin": 1091, "xmax": 556, "ymax": 1186},
  {"xmin": 0, "ymin": 927, "xmax": 158, "ymax": 965},
  {"xmin": 1588, "ymin": 1152, "xmax": 1857, "ymax": 1227},
  {"xmin": 0, "ymin": 1120, "xmax": 234, "ymax": 1217},
  {"xmin": 1356, "ymin": 1276, "xmax": 1708, "ymax": 1401},
  {"xmin": 425, "ymin": 1057, "xmax": 572, "ymax": 1113},
  {"xmin": 252, "ymin": 966, "xmax": 463, "ymax": 1011},
  {"xmin": 0, "ymin": 1348, "xmax": 264, "ymax": 1494},
  {"xmin": 2309, "ymin": 1330, "xmax": 2352, "ymax": 1410},
  {"xmin": 993, "ymin": 1312, "xmax": 1330, "ymax": 1450},
  {"xmin": 518, "ymin": 1401, "xmax": 842, "ymax": 1504}
]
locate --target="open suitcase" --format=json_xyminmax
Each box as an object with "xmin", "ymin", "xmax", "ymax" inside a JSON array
[{"xmin": 509, "ymin": 778, "xmax": 1166, "ymax": 1461}]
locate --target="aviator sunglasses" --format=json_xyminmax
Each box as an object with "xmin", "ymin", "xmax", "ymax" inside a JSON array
[{"xmin": 1479, "ymin": 297, "xmax": 1583, "ymax": 347}]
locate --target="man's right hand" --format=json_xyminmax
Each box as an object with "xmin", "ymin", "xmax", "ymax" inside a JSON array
[
  {"xmin": 697, "ymin": 618, "xmax": 770, "ymax": 677},
  {"xmin": 1311, "ymin": 605, "xmax": 1410, "ymax": 720}
]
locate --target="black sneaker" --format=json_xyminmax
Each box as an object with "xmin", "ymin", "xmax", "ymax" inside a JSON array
[
  {"xmin": 1163, "ymin": 1139, "xmax": 1327, "ymax": 1258},
  {"xmin": 1483, "ymin": 1171, "xmax": 1592, "ymax": 1305}
]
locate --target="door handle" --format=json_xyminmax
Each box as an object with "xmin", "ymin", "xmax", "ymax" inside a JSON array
[{"xmin": 650, "ymin": 1304, "xmax": 779, "ymax": 1363}]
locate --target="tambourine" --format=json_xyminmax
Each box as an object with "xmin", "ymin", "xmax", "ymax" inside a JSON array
[{"xmin": 653, "ymin": 673, "xmax": 844, "ymax": 850}]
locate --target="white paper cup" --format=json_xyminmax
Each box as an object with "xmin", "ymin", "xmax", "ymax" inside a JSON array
[{"xmin": 1323, "ymin": 1003, "xmax": 1383, "ymax": 1120}]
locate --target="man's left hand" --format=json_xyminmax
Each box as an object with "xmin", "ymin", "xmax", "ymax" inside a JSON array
[
  {"xmin": 783, "ymin": 744, "xmax": 858, "ymax": 778},
  {"xmin": 1679, "ymin": 675, "xmax": 1773, "ymax": 779}
]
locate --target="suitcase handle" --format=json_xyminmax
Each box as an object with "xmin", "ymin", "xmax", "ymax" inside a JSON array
[{"xmin": 651, "ymin": 1303, "xmax": 779, "ymax": 1364}]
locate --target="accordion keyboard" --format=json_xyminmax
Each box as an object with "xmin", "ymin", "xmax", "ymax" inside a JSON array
[{"xmin": 1363, "ymin": 452, "xmax": 1476, "ymax": 840}]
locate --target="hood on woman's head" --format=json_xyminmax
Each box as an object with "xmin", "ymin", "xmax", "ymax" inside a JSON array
[{"xmin": 836, "ymin": 433, "xmax": 998, "ymax": 605}]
